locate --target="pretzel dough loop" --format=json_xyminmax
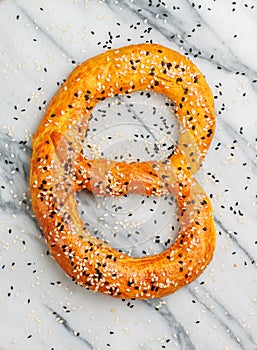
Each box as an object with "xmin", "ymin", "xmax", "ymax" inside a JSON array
[{"xmin": 30, "ymin": 44, "xmax": 216, "ymax": 299}]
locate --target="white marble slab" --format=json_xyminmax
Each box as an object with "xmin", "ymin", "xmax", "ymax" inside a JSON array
[{"xmin": 0, "ymin": 0, "xmax": 257, "ymax": 349}]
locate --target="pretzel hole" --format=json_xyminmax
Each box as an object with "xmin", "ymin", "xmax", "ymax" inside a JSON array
[{"xmin": 82, "ymin": 91, "xmax": 178, "ymax": 161}]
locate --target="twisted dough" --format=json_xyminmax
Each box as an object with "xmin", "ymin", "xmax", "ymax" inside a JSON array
[{"xmin": 30, "ymin": 43, "xmax": 216, "ymax": 299}]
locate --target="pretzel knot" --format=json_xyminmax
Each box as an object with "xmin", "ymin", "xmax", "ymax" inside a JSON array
[{"xmin": 30, "ymin": 44, "xmax": 216, "ymax": 299}]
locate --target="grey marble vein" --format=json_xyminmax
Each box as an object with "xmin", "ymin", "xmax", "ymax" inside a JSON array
[
  {"xmin": 214, "ymin": 216, "xmax": 256, "ymax": 265},
  {"xmin": 217, "ymin": 118, "xmax": 257, "ymax": 168},
  {"xmin": 0, "ymin": 133, "xmax": 31, "ymax": 208},
  {"xmin": 116, "ymin": 95, "xmax": 161, "ymax": 146},
  {"xmin": 45, "ymin": 305, "xmax": 94, "ymax": 349},
  {"xmin": 188, "ymin": 283, "xmax": 256, "ymax": 349},
  {"xmin": 144, "ymin": 299, "xmax": 197, "ymax": 350},
  {"xmin": 146, "ymin": 279, "xmax": 255, "ymax": 350},
  {"xmin": 104, "ymin": 0, "xmax": 257, "ymax": 92}
]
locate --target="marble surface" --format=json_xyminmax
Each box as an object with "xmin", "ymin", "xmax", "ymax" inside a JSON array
[{"xmin": 0, "ymin": 0, "xmax": 257, "ymax": 349}]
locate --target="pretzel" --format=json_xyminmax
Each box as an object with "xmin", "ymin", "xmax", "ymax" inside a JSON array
[{"xmin": 30, "ymin": 44, "xmax": 216, "ymax": 299}]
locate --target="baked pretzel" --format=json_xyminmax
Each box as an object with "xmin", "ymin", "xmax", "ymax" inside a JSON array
[{"xmin": 30, "ymin": 43, "xmax": 216, "ymax": 299}]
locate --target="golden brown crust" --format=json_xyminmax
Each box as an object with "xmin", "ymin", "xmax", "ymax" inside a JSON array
[{"xmin": 30, "ymin": 43, "xmax": 216, "ymax": 299}]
